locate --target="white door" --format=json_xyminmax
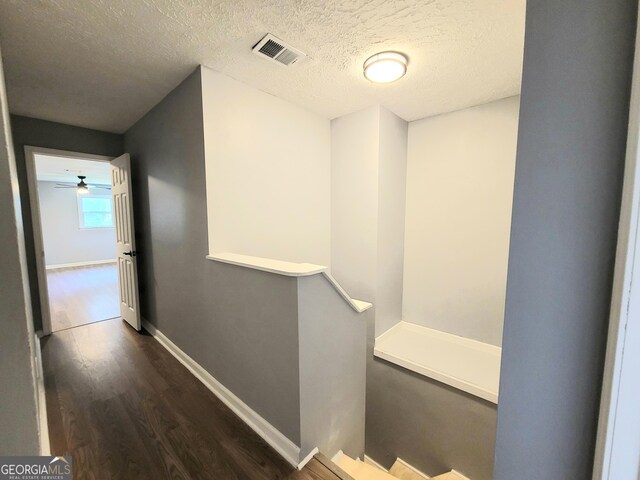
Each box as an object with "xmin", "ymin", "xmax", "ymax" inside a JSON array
[{"xmin": 111, "ymin": 154, "xmax": 141, "ymax": 331}]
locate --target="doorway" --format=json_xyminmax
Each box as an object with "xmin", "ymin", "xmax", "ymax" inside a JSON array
[{"xmin": 25, "ymin": 147, "xmax": 119, "ymax": 334}]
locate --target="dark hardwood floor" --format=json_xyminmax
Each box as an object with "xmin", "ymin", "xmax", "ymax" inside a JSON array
[{"xmin": 41, "ymin": 318, "xmax": 342, "ymax": 479}]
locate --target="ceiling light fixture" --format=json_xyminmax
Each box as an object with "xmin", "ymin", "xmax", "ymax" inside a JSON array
[{"xmin": 363, "ymin": 52, "xmax": 408, "ymax": 84}]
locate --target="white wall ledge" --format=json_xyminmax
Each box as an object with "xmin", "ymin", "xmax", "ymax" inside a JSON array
[
  {"xmin": 206, "ymin": 252, "xmax": 372, "ymax": 313},
  {"xmin": 207, "ymin": 252, "xmax": 327, "ymax": 277},
  {"xmin": 374, "ymin": 321, "xmax": 501, "ymax": 403}
]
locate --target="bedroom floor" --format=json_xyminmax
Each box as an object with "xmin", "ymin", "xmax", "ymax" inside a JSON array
[{"xmin": 46, "ymin": 263, "xmax": 119, "ymax": 332}]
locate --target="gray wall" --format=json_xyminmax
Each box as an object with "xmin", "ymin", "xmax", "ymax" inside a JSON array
[
  {"xmin": 125, "ymin": 66, "xmax": 368, "ymax": 459},
  {"xmin": 494, "ymin": 1, "xmax": 637, "ymax": 479},
  {"xmin": 298, "ymin": 275, "xmax": 368, "ymax": 459},
  {"xmin": 10, "ymin": 115, "xmax": 123, "ymax": 330},
  {"xmin": 0, "ymin": 46, "xmax": 40, "ymax": 454},
  {"xmin": 37, "ymin": 181, "xmax": 116, "ymax": 266},
  {"xmin": 124, "ymin": 67, "xmax": 303, "ymax": 444},
  {"xmin": 365, "ymin": 325, "xmax": 497, "ymax": 480}
]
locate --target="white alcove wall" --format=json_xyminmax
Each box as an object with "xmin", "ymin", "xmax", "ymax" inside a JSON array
[
  {"xmin": 331, "ymin": 105, "xmax": 408, "ymax": 333},
  {"xmin": 373, "ymin": 96, "xmax": 519, "ymax": 404},
  {"xmin": 403, "ymin": 95, "xmax": 520, "ymax": 346},
  {"xmin": 201, "ymin": 67, "xmax": 331, "ymax": 266}
]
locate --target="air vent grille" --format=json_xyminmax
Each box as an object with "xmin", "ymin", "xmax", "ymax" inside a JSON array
[
  {"xmin": 274, "ymin": 49, "xmax": 299, "ymax": 65},
  {"xmin": 259, "ymin": 39, "xmax": 285, "ymax": 58},
  {"xmin": 252, "ymin": 33, "xmax": 306, "ymax": 67}
]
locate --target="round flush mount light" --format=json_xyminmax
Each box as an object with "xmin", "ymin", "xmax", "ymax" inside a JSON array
[{"xmin": 363, "ymin": 51, "xmax": 408, "ymax": 84}]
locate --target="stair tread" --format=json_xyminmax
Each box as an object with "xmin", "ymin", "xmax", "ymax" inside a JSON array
[
  {"xmin": 334, "ymin": 455, "xmax": 399, "ymax": 480},
  {"xmin": 314, "ymin": 453, "xmax": 355, "ymax": 480},
  {"xmin": 389, "ymin": 460, "xmax": 429, "ymax": 479},
  {"xmin": 431, "ymin": 473, "xmax": 465, "ymax": 480}
]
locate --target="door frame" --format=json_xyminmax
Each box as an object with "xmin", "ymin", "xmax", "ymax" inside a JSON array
[
  {"xmin": 24, "ymin": 145, "xmax": 115, "ymax": 336},
  {"xmin": 592, "ymin": 11, "xmax": 640, "ymax": 479}
]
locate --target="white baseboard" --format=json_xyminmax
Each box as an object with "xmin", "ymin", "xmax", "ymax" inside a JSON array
[
  {"xmin": 34, "ymin": 334, "xmax": 50, "ymax": 456},
  {"xmin": 141, "ymin": 319, "xmax": 303, "ymax": 468},
  {"xmin": 46, "ymin": 259, "xmax": 116, "ymax": 270},
  {"xmin": 297, "ymin": 447, "xmax": 318, "ymax": 470}
]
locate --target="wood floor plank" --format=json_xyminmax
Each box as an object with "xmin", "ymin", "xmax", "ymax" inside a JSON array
[
  {"xmin": 43, "ymin": 318, "xmax": 341, "ymax": 479},
  {"xmin": 117, "ymin": 388, "xmax": 192, "ymax": 479},
  {"xmin": 288, "ymin": 459, "xmax": 343, "ymax": 480},
  {"xmin": 115, "ymin": 383, "xmax": 193, "ymax": 479},
  {"xmin": 43, "ymin": 373, "xmax": 69, "ymax": 455},
  {"xmin": 69, "ymin": 445, "xmax": 99, "ymax": 480},
  {"xmin": 162, "ymin": 384, "xmax": 293, "ymax": 478},
  {"xmin": 89, "ymin": 396, "xmax": 163, "ymax": 480},
  {"xmin": 46, "ymin": 264, "xmax": 120, "ymax": 332}
]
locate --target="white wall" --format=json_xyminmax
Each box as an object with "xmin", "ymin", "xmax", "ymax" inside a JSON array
[
  {"xmin": 37, "ymin": 181, "xmax": 116, "ymax": 266},
  {"xmin": 200, "ymin": 66, "xmax": 514, "ymax": 344},
  {"xmin": 331, "ymin": 106, "xmax": 380, "ymax": 301},
  {"xmin": 331, "ymin": 106, "xmax": 407, "ymax": 334},
  {"xmin": 403, "ymin": 96, "xmax": 519, "ymax": 346},
  {"xmin": 201, "ymin": 67, "xmax": 331, "ymax": 266},
  {"xmin": 377, "ymin": 108, "xmax": 408, "ymax": 334}
]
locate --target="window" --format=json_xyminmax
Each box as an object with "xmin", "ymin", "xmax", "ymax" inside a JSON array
[{"xmin": 77, "ymin": 194, "xmax": 114, "ymax": 229}]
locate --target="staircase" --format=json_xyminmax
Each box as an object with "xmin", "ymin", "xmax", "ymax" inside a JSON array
[{"xmin": 330, "ymin": 451, "xmax": 469, "ymax": 480}]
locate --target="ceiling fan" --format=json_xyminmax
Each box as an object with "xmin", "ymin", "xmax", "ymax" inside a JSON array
[{"xmin": 55, "ymin": 175, "xmax": 111, "ymax": 194}]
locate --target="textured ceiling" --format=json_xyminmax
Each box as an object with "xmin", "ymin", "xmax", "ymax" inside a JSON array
[{"xmin": 0, "ymin": 0, "xmax": 525, "ymax": 133}]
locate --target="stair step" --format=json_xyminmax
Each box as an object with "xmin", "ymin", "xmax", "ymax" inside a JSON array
[
  {"xmin": 332, "ymin": 452, "xmax": 468, "ymax": 480},
  {"xmin": 334, "ymin": 454, "xmax": 399, "ymax": 480},
  {"xmin": 389, "ymin": 459, "xmax": 430, "ymax": 479},
  {"xmin": 314, "ymin": 453, "xmax": 355, "ymax": 480},
  {"xmin": 431, "ymin": 472, "xmax": 468, "ymax": 480}
]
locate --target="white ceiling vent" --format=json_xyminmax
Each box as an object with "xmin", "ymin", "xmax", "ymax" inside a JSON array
[{"xmin": 252, "ymin": 34, "xmax": 306, "ymax": 66}]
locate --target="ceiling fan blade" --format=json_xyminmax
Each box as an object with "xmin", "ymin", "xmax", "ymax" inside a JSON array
[{"xmin": 54, "ymin": 185, "xmax": 77, "ymax": 188}]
